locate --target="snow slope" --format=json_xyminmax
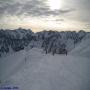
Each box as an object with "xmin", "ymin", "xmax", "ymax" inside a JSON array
[
  {"xmin": 0, "ymin": 50, "xmax": 27, "ymax": 82},
  {"xmin": 0, "ymin": 48, "xmax": 89, "ymax": 90},
  {"xmin": 70, "ymin": 38, "xmax": 90, "ymax": 58}
]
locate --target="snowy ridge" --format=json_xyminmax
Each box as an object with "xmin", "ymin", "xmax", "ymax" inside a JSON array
[
  {"xmin": 70, "ymin": 35, "xmax": 90, "ymax": 58},
  {"xmin": 0, "ymin": 29, "xmax": 87, "ymax": 57}
]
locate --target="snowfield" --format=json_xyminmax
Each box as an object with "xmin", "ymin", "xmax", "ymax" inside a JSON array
[
  {"xmin": 0, "ymin": 48, "xmax": 89, "ymax": 90},
  {"xmin": 70, "ymin": 38, "xmax": 90, "ymax": 58}
]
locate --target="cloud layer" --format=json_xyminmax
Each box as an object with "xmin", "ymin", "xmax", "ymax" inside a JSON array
[
  {"xmin": 0, "ymin": 0, "xmax": 75, "ymax": 17},
  {"xmin": 0, "ymin": 0, "xmax": 90, "ymax": 31}
]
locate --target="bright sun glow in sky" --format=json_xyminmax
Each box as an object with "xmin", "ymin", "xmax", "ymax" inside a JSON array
[{"xmin": 47, "ymin": 0, "xmax": 62, "ymax": 10}]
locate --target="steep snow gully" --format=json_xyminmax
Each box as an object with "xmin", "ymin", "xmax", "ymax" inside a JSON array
[{"xmin": 0, "ymin": 48, "xmax": 89, "ymax": 90}]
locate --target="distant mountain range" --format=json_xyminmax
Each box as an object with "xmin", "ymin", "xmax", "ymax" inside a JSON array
[{"xmin": 0, "ymin": 28, "xmax": 89, "ymax": 57}]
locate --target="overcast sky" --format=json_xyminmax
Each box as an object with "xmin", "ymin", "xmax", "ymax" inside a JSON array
[{"xmin": 0, "ymin": 0, "xmax": 90, "ymax": 32}]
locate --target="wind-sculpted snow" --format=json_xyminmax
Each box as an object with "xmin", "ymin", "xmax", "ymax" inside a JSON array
[{"xmin": 0, "ymin": 48, "xmax": 89, "ymax": 90}]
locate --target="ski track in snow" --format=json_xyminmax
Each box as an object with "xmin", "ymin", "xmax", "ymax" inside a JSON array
[{"xmin": 0, "ymin": 48, "xmax": 89, "ymax": 90}]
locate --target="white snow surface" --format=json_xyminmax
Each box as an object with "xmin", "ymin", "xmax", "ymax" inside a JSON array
[
  {"xmin": 70, "ymin": 38, "xmax": 90, "ymax": 58},
  {"xmin": 0, "ymin": 48, "xmax": 89, "ymax": 90}
]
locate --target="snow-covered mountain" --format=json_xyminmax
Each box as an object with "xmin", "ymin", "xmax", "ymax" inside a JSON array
[
  {"xmin": 0, "ymin": 29, "xmax": 89, "ymax": 90},
  {"xmin": 0, "ymin": 28, "xmax": 34, "ymax": 56},
  {"xmin": 0, "ymin": 29, "xmax": 87, "ymax": 57},
  {"xmin": 70, "ymin": 33, "xmax": 90, "ymax": 58}
]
